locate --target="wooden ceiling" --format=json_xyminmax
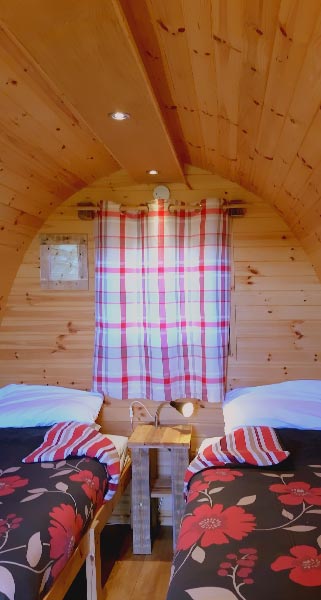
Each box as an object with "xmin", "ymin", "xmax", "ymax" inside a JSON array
[{"xmin": 1, "ymin": 0, "xmax": 321, "ymax": 311}]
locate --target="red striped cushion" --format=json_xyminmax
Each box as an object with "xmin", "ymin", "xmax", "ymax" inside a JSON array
[
  {"xmin": 184, "ymin": 426, "xmax": 289, "ymax": 497},
  {"xmin": 22, "ymin": 421, "xmax": 120, "ymax": 501}
]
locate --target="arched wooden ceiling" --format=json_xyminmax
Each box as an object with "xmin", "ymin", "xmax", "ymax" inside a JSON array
[{"xmin": 1, "ymin": 0, "xmax": 321, "ymax": 314}]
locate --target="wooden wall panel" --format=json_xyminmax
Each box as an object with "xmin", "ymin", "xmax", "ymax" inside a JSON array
[
  {"xmin": 2, "ymin": 2, "xmax": 321, "ymax": 303},
  {"xmin": 227, "ymin": 197, "xmax": 321, "ymax": 389},
  {"xmin": 1, "ymin": 170, "xmax": 321, "ymax": 445}
]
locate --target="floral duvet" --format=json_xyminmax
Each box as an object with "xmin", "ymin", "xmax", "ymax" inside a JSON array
[
  {"xmin": 0, "ymin": 426, "xmax": 112, "ymax": 600},
  {"xmin": 166, "ymin": 428, "xmax": 321, "ymax": 600}
]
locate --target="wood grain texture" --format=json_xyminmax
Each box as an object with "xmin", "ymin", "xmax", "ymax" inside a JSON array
[
  {"xmin": 1, "ymin": 167, "xmax": 321, "ymax": 525},
  {"xmin": 1, "ymin": 166, "xmax": 321, "ymax": 415},
  {"xmin": 170, "ymin": 446, "xmax": 190, "ymax": 550},
  {"xmin": 101, "ymin": 526, "xmax": 172, "ymax": 600},
  {"xmin": 130, "ymin": 447, "xmax": 151, "ymax": 554},
  {"xmin": 1, "ymin": 1, "xmax": 321, "ymax": 533},
  {"xmin": 128, "ymin": 424, "xmax": 192, "ymax": 448},
  {"xmin": 128, "ymin": 424, "xmax": 191, "ymax": 552},
  {"xmin": 1, "ymin": 1, "xmax": 321, "ymax": 319}
]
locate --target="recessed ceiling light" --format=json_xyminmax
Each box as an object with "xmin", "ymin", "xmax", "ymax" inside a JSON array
[
  {"xmin": 109, "ymin": 111, "xmax": 130, "ymax": 121},
  {"xmin": 147, "ymin": 169, "xmax": 159, "ymax": 175}
]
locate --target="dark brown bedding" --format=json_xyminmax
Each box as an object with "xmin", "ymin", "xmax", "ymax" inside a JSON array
[
  {"xmin": 166, "ymin": 428, "xmax": 321, "ymax": 600},
  {"xmin": 0, "ymin": 426, "xmax": 109, "ymax": 600}
]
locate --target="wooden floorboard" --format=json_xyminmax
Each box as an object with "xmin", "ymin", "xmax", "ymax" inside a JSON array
[
  {"xmin": 103, "ymin": 525, "xmax": 173, "ymax": 600},
  {"xmin": 64, "ymin": 525, "xmax": 173, "ymax": 600}
]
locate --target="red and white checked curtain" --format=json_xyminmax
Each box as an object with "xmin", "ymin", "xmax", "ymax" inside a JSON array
[{"xmin": 92, "ymin": 199, "xmax": 230, "ymax": 402}]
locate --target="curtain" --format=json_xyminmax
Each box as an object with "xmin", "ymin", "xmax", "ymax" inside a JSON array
[{"xmin": 92, "ymin": 199, "xmax": 230, "ymax": 402}]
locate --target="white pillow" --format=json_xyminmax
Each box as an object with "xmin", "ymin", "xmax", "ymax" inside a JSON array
[
  {"xmin": 198, "ymin": 436, "xmax": 222, "ymax": 454},
  {"xmin": 0, "ymin": 384, "xmax": 104, "ymax": 427},
  {"xmin": 223, "ymin": 380, "xmax": 321, "ymax": 433}
]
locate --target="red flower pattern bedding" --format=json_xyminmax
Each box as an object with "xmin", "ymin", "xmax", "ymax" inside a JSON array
[
  {"xmin": 166, "ymin": 428, "xmax": 321, "ymax": 600},
  {"xmin": 0, "ymin": 425, "xmax": 120, "ymax": 600}
]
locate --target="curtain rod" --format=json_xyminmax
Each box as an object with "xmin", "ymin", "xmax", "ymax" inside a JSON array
[
  {"xmin": 69, "ymin": 200, "xmax": 245, "ymax": 210},
  {"xmin": 68, "ymin": 200, "xmax": 246, "ymax": 220}
]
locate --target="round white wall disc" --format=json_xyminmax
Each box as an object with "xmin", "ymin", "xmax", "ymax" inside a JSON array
[{"xmin": 153, "ymin": 185, "xmax": 170, "ymax": 200}]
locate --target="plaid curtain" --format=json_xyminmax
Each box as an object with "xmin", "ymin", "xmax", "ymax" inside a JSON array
[{"xmin": 92, "ymin": 199, "xmax": 230, "ymax": 402}]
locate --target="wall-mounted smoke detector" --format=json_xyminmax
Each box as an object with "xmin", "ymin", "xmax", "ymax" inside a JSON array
[{"xmin": 153, "ymin": 185, "xmax": 170, "ymax": 200}]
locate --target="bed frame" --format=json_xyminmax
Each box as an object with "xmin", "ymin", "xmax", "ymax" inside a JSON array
[{"xmin": 43, "ymin": 457, "xmax": 131, "ymax": 600}]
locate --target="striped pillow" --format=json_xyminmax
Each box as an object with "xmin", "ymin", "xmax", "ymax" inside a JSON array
[
  {"xmin": 22, "ymin": 421, "xmax": 120, "ymax": 500},
  {"xmin": 184, "ymin": 426, "xmax": 289, "ymax": 496}
]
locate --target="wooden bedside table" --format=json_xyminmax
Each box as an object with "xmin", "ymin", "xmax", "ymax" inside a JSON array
[{"xmin": 128, "ymin": 423, "xmax": 192, "ymax": 554}]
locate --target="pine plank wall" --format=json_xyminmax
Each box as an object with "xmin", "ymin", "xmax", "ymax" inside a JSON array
[
  {"xmin": 1, "ymin": 168, "xmax": 321, "ymax": 524},
  {"xmin": 1, "ymin": 169, "xmax": 321, "ymax": 447}
]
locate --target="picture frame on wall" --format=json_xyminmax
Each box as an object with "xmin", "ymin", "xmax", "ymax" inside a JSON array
[{"xmin": 39, "ymin": 233, "xmax": 88, "ymax": 290}]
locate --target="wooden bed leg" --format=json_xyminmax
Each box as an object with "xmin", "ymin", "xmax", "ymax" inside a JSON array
[{"xmin": 86, "ymin": 524, "xmax": 101, "ymax": 600}]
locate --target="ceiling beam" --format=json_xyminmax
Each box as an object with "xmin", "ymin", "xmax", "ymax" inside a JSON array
[{"xmin": 0, "ymin": 0, "xmax": 184, "ymax": 183}]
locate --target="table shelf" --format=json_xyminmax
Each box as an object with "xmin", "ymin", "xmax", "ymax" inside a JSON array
[
  {"xmin": 150, "ymin": 477, "xmax": 172, "ymax": 497},
  {"xmin": 128, "ymin": 424, "xmax": 192, "ymax": 554}
]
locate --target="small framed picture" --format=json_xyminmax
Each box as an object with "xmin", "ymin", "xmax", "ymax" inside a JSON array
[{"xmin": 40, "ymin": 234, "xmax": 88, "ymax": 290}]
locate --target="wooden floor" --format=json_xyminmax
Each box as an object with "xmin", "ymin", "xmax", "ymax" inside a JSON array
[
  {"xmin": 65, "ymin": 525, "xmax": 173, "ymax": 600},
  {"xmin": 102, "ymin": 525, "xmax": 173, "ymax": 600}
]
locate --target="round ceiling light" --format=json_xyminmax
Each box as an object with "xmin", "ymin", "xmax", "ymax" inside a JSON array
[
  {"xmin": 109, "ymin": 111, "xmax": 130, "ymax": 121},
  {"xmin": 147, "ymin": 169, "xmax": 159, "ymax": 175}
]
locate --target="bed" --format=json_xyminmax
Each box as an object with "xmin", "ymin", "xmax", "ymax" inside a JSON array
[
  {"xmin": 0, "ymin": 384, "xmax": 131, "ymax": 600},
  {"xmin": 166, "ymin": 380, "xmax": 321, "ymax": 600}
]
